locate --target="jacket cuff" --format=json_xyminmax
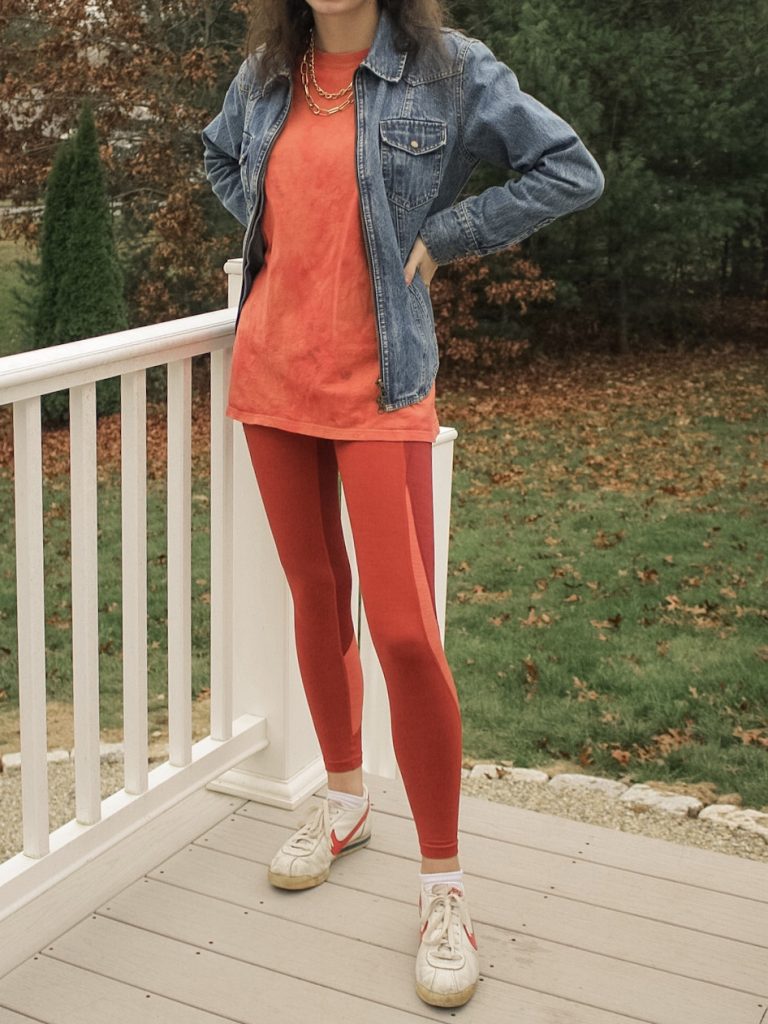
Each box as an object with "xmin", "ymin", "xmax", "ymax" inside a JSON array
[{"xmin": 419, "ymin": 202, "xmax": 479, "ymax": 265}]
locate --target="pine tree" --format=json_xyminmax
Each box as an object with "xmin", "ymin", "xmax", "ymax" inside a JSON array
[{"xmin": 31, "ymin": 98, "xmax": 127, "ymax": 425}]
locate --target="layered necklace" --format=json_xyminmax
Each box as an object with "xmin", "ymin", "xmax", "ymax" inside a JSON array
[{"xmin": 300, "ymin": 27, "xmax": 362, "ymax": 116}]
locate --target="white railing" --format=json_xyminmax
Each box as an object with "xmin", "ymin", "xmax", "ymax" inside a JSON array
[{"xmin": 0, "ymin": 257, "xmax": 457, "ymax": 931}]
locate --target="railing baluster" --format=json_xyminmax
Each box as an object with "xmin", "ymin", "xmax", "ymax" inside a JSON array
[
  {"xmin": 69, "ymin": 382, "xmax": 101, "ymax": 824},
  {"xmin": 13, "ymin": 396, "xmax": 50, "ymax": 857},
  {"xmin": 209, "ymin": 347, "xmax": 234, "ymax": 741},
  {"xmin": 0, "ymin": 298, "xmax": 276, "ymax": 940},
  {"xmin": 120, "ymin": 370, "xmax": 148, "ymax": 793},
  {"xmin": 167, "ymin": 358, "xmax": 192, "ymax": 765}
]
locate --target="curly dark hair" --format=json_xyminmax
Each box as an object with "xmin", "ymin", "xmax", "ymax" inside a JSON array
[{"xmin": 246, "ymin": 0, "xmax": 457, "ymax": 86}]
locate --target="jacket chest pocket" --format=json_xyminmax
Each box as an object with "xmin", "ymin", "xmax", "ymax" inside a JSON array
[{"xmin": 379, "ymin": 117, "xmax": 447, "ymax": 211}]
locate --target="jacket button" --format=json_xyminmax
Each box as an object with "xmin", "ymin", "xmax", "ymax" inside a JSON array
[{"xmin": 410, "ymin": 139, "xmax": 419, "ymax": 149}]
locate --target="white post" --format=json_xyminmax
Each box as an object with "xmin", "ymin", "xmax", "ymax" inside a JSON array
[
  {"xmin": 207, "ymin": 259, "xmax": 327, "ymax": 809},
  {"xmin": 208, "ymin": 259, "xmax": 457, "ymax": 804}
]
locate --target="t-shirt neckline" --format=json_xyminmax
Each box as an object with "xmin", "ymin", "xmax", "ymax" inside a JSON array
[{"xmin": 314, "ymin": 46, "xmax": 370, "ymax": 62}]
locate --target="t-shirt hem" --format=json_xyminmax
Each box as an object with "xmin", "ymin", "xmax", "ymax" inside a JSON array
[{"xmin": 226, "ymin": 405, "xmax": 440, "ymax": 443}]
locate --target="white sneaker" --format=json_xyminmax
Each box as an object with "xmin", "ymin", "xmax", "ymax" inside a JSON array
[
  {"xmin": 267, "ymin": 784, "xmax": 372, "ymax": 890},
  {"xmin": 415, "ymin": 883, "xmax": 480, "ymax": 1007}
]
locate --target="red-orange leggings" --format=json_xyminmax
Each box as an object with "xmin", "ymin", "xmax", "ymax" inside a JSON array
[{"xmin": 242, "ymin": 422, "xmax": 462, "ymax": 859}]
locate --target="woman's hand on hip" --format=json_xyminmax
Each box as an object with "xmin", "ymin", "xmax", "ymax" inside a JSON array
[{"xmin": 404, "ymin": 233, "xmax": 438, "ymax": 289}]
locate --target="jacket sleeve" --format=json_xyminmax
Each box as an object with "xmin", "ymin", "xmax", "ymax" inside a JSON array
[
  {"xmin": 200, "ymin": 57, "xmax": 253, "ymax": 227},
  {"xmin": 418, "ymin": 38, "xmax": 605, "ymax": 265}
]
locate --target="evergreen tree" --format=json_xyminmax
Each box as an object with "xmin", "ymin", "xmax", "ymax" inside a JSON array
[
  {"xmin": 31, "ymin": 137, "xmax": 77, "ymax": 349},
  {"xmin": 509, "ymin": 0, "xmax": 768, "ymax": 349},
  {"xmin": 31, "ymin": 98, "xmax": 127, "ymax": 425}
]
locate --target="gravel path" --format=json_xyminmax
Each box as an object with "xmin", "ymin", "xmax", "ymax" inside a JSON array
[
  {"xmin": 2, "ymin": 759, "xmax": 766, "ymax": 865},
  {"xmin": 460, "ymin": 775, "xmax": 768, "ymax": 862},
  {"xmin": 1, "ymin": 760, "xmax": 128, "ymax": 864}
]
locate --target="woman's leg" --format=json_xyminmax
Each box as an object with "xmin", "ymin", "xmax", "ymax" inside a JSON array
[
  {"xmin": 241, "ymin": 422, "xmax": 364, "ymax": 786},
  {"xmin": 334, "ymin": 438, "xmax": 463, "ymax": 863}
]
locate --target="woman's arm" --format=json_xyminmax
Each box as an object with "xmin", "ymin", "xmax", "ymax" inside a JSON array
[
  {"xmin": 419, "ymin": 37, "xmax": 605, "ymax": 266},
  {"xmin": 200, "ymin": 58, "xmax": 253, "ymax": 227}
]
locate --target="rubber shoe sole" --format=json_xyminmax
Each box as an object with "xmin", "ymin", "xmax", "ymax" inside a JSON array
[
  {"xmin": 267, "ymin": 832, "xmax": 371, "ymax": 890},
  {"xmin": 415, "ymin": 977, "xmax": 479, "ymax": 1008}
]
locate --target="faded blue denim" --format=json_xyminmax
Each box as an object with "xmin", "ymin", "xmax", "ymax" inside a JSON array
[{"xmin": 200, "ymin": 6, "xmax": 605, "ymax": 412}]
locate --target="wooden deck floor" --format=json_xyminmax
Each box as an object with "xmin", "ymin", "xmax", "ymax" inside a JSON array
[{"xmin": 0, "ymin": 770, "xmax": 767, "ymax": 1023}]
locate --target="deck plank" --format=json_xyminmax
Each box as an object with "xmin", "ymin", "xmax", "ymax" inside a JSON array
[
  {"xmin": 229, "ymin": 798, "xmax": 768, "ymax": 946},
  {"xmin": 149, "ymin": 833, "xmax": 768, "ymax": 999},
  {"xmin": 15, "ymin": 923, "xmax": 431, "ymax": 1024},
  {"xmin": 0, "ymin": 784, "xmax": 246, "ymax": 980},
  {"xmin": 355, "ymin": 772, "xmax": 768, "ymax": 901},
  {"xmin": 0, "ymin": 1009, "xmax": 47, "ymax": 1024},
  {"xmin": 52, "ymin": 897, "xmax": 638, "ymax": 1024},
  {"xmin": 33, "ymin": 914, "xmax": 636, "ymax": 1024},
  {"xmin": 0, "ymin": 953, "xmax": 238, "ymax": 1023},
  {"xmin": 0, "ymin": 770, "xmax": 765, "ymax": 1024}
]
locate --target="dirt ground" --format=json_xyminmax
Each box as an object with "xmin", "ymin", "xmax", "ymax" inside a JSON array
[{"xmin": 0, "ymin": 694, "xmax": 215, "ymax": 764}]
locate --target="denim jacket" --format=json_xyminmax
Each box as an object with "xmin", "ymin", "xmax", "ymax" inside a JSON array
[{"xmin": 200, "ymin": 6, "xmax": 604, "ymax": 412}]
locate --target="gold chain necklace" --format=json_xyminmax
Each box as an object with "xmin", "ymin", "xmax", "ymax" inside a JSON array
[{"xmin": 300, "ymin": 28, "xmax": 357, "ymax": 116}]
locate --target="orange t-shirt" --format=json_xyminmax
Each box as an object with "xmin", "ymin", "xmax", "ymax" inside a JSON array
[{"xmin": 226, "ymin": 45, "xmax": 440, "ymax": 442}]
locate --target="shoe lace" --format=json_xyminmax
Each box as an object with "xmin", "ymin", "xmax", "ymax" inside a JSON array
[
  {"xmin": 285, "ymin": 796, "xmax": 351, "ymax": 852},
  {"xmin": 286, "ymin": 801, "xmax": 329, "ymax": 851},
  {"xmin": 419, "ymin": 885, "xmax": 470, "ymax": 960}
]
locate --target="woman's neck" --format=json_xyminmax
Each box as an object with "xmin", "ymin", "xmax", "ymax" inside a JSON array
[{"xmin": 310, "ymin": 0, "xmax": 379, "ymax": 55}]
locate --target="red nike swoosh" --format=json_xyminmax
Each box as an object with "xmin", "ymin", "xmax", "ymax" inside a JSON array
[
  {"xmin": 330, "ymin": 804, "xmax": 369, "ymax": 855},
  {"xmin": 464, "ymin": 924, "xmax": 478, "ymax": 950}
]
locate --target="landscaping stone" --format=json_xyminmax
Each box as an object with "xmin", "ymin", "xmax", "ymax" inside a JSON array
[
  {"xmin": 98, "ymin": 742, "xmax": 124, "ymax": 763},
  {"xmin": 548, "ymin": 772, "xmax": 628, "ymax": 797},
  {"xmin": 700, "ymin": 804, "xmax": 768, "ymax": 839},
  {"xmin": 619, "ymin": 783, "xmax": 703, "ymax": 817},
  {"xmin": 3, "ymin": 743, "xmax": 128, "ymax": 772},
  {"xmin": 468, "ymin": 762, "xmax": 505, "ymax": 779},
  {"xmin": 1, "ymin": 752, "xmax": 22, "ymax": 772},
  {"xmin": 504, "ymin": 767, "xmax": 549, "ymax": 783}
]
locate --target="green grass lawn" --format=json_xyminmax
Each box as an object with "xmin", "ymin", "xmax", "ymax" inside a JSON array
[
  {"xmin": 441, "ymin": 353, "xmax": 768, "ymax": 808},
  {"xmin": 0, "ymin": 462, "xmax": 215, "ymax": 741}
]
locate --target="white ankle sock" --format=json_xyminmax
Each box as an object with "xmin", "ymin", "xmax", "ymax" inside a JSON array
[
  {"xmin": 420, "ymin": 868, "xmax": 464, "ymax": 894},
  {"xmin": 326, "ymin": 786, "xmax": 367, "ymax": 810}
]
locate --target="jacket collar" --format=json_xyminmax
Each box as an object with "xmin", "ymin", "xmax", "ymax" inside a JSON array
[{"xmin": 259, "ymin": 5, "xmax": 408, "ymax": 89}]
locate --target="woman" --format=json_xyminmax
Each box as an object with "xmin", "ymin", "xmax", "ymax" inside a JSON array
[{"xmin": 201, "ymin": 0, "xmax": 604, "ymax": 1008}]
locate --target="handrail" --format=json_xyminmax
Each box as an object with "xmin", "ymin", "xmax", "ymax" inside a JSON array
[{"xmin": 0, "ymin": 308, "xmax": 234, "ymax": 404}]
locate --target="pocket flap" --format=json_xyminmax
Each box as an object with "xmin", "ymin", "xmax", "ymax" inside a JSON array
[{"xmin": 379, "ymin": 118, "xmax": 446, "ymax": 155}]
